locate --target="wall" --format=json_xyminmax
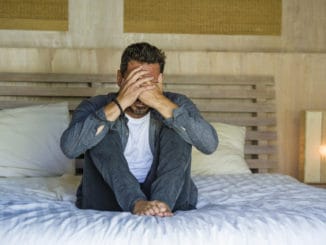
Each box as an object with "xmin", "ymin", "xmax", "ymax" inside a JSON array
[
  {"xmin": 0, "ymin": 0, "xmax": 325, "ymax": 178},
  {"xmin": 0, "ymin": 0, "xmax": 325, "ymax": 52}
]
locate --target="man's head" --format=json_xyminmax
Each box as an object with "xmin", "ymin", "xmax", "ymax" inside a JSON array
[
  {"xmin": 117, "ymin": 42, "xmax": 166, "ymax": 118},
  {"xmin": 119, "ymin": 42, "xmax": 166, "ymax": 77}
]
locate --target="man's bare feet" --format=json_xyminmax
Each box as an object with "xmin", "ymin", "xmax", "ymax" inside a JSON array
[{"xmin": 133, "ymin": 200, "xmax": 173, "ymax": 217}]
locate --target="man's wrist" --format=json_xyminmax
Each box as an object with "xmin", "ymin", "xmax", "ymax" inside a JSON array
[
  {"xmin": 112, "ymin": 98, "xmax": 124, "ymax": 116},
  {"xmin": 131, "ymin": 199, "xmax": 147, "ymax": 213},
  {"xmin": 154, "ymin": 96, "xmax": 178, "ymax": 119}
]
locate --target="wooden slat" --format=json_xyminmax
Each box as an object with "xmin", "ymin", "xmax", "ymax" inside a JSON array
[
  {"xmin": 164, "ymin": 86, "xmax": 275, "ymax": 99},
  {"xmin": 0, "ymin": 88, "xmax": 275, "ymax": 112},
  {"xmin": 0, "ymin": 86, "xmax": 117, "ymax": 97},
  {"xmin": 0, "ymin": 72, "xmax": 116, "ymax": 83},
  {"xmin": 245, "ymin": 159, "xmax": 278, "ymax": 169},
  {"xmin": 194, "ymin": 100, "xmax": 276, "ymax": 113},
  {"xmin": 0, "ymin": 85, "xmax": 275, "ymax": 100},
  {"xmin": 164, "ymin": 75, "xmax": 274, "ymax": 85},
  {"xmin": 246, "ymin": 131, "xmax": 277, "ymax": 141},
  {"xmin": 0, "ymin": 73, "xmax": 274, "ymax": 85},
  {"xmin": 244, "ymin": 145, "xmax": 277, "ymax": 154},
  {"xmin": 0, "ymin": 100, "xmax": 81, "ymax": 110},
  {"xmin": 204, "ymin": 115, "xmax": 277, "ymax": 126}
]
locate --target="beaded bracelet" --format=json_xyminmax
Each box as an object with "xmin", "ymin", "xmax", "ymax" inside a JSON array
[{"xmin": 112, "ymin": 98, "xmax": 124, "ymax": 116}]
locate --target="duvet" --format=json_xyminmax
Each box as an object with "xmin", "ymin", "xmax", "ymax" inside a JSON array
[{"xmin": 0, "ymin": 173, "xmax": 326, "ymax": 245}]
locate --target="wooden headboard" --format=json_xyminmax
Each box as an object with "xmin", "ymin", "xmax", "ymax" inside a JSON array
[{"xmin": 0, "ymin": 72, "xmax": 277, "ymax": 173}]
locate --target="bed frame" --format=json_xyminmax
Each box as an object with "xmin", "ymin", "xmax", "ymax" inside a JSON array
[{"xmin": 0, "ymin": 72, "xmax": 277, "ymax": 173}]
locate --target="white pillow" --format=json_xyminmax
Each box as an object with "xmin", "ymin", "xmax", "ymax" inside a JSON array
[
  {"xmin": 0, "ymin": 102, "xmax": 74, "ymax": 177},
  {"xmin": 191, "ymin": 122, "xmax": 251, "ymax": 175}
]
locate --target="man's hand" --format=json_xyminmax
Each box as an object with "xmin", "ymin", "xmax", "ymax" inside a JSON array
[
  {"xmin": 139, "ymin": 74, "xmax": 178, "ymax": 119},
  {"xmin": 116, "ymin": 66, "xmax": 155, "ymax": 110},
  {"xmin": 138, "ymin": 74, "xmax": 163, "ymax": 109},
  {"xmin": 133, "ymin": 200, "xmax": 173, "ymax": 217}
]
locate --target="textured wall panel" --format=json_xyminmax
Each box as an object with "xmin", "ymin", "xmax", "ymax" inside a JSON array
[
  {"xmin": 0, "ymin": 0, "xmax": 68, "ymax": 31},
  {"xmin": 124, "ymin": 0, "xmax": 281, "ymax": 35}
]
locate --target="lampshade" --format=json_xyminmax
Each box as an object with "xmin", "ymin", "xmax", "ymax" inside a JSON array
[
  {"xmin": 320, "ymin": 145, "xmax": 326, "ymax": 157},
  {"xmin": 304, "ymin": 111, "xmax": 326, "ymax": 183}
]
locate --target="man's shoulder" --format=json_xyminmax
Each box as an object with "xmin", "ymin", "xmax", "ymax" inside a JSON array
[
  {"xmin": 84, "ymin": 94, "xmax": 107, "ymax": 105},
  {"xmin": 164, "ymin": 91, "xmax": 188, "ymax": 100},
  {"xmin": 89, "ymin": 93, "xmax": 117, "ymax": 103},
  {"xmin": 164, "ymin": 91, "xmax": 192, "ymax": 103},
  {"xmin": 78, "ymin": 93, "xmax": 116, "ymax": 110}
]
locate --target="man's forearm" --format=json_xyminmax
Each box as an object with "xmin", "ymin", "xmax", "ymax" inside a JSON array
[{"xmin": 152, "ymin": 95, "xmax": 179, "ymax": 119}]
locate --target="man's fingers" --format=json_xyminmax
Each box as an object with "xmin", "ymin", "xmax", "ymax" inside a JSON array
[
  {"xmin": 133, "ymin": 76, "xmax": 154, "ymax": 88},
  {"xmin": 125, "ymin": 65, "xmax": 143, "ymax": 80},
  {"xmin": 135, "ymin": 83, "xmax": 156, "ymax": 99},
  {"xmin": 156, "ymin": 202, "xmax": 171, "ymax": 212},
  {"xmin": 133, "ymin": 200, "xmax": 173, "ymax": 217},
  {"xmin": 152, "ymin": 205, "xmax": 160, "ymax": 214},
  {"xmin": 121, "ymin": 69, "xmax": 148, "ymax": 88},
  {"xmin": 126, "ymin": 69, "xmax": 150, "ymax": 85},
  {"xmin": 157, "ymin": 73, "xmax": 163, "ymax": 91},
  {"xmin": 145, "ymin": 209, "xmax": 153, "ymax": 216},
  {"xmin": 165, "ymin": 213, "xmax": 173, "ymax": 217}
]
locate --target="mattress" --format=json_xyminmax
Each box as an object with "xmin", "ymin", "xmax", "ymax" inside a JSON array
[{"xmin": 0, "ymin": 173, "xmax": 326, "ymax": 245}]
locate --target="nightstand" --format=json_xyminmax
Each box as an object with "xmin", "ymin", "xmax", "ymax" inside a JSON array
[{"xmin": 299, "ymin": 110, "xmax": 326, "ymax": 185}]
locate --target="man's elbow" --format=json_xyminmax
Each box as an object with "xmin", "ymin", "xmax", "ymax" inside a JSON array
[
  {"xmin": 60, "ymin": 136, "xmax": 79, "ymax": 159},
  {"xmin": 205, "ymin": 140, "xmax": 219, "ymax": 154},
  {"xmin": 61, "ymin": 148, "xmax": 77, "ymax": 159},
  {"xmin": 201, "ymin": 135, "xmax": 219, "ymax": 154},
  {"xmin": 60, "ymin": 145, "xmax": 76, "ymax": 159}
]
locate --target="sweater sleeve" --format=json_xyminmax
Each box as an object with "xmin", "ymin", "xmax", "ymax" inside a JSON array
[
  {"xmin": 60, "ymin": 95, "xmax": 116, "ymax": 158},
  {"xmin": 163, "ymin": 94, "xmax": 218, "ymax": 154}
]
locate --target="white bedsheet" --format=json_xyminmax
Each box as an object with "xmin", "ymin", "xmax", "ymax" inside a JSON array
[{"xmin": 0, "ymin": 173, "xmax": 326, "ymax": 245}]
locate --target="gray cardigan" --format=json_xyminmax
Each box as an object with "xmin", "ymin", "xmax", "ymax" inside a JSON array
[{"xmin": 60, "ymin": 92, "xmax": 218, "ymax": 159}]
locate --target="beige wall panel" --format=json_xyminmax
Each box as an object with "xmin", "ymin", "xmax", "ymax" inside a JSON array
[
  {"xmin": 283, "ymin": 0, "xmax": 326, "ymax": 52},
  {"xmin": 0, "ymin": 0, "xmax": 325, "ymax": 52},
  {"xmin": 124, "ymin": 0, "xmax": 281, "ymax": 35},
  {"xmin": 49, "ymin": 49, "xmax": 99, "ymax": 74},
  {"xmin": 0, "ymin": 48, "xmax": 121, "ymax": 74},
  {"xmin": 0, "ymin": 48, "xmax": 52, "ymax": 72}
]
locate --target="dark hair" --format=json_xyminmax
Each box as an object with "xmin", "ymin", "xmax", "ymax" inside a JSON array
[{"xmin": 120, "ymin": 42, "xmax": 166, "ymax": 77}]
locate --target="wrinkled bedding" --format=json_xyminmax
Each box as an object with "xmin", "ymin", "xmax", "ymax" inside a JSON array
[{"xmin": 1, "ymin": 173, "xmax": 326, "ymax": 245}]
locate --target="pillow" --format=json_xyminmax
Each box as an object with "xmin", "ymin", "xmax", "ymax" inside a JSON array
[
  {"xmin": 0, "ymin": 102, "xmax": 74, "ymax": 177},
  {"xmin": 191, "ymin": 122, "xmax": 251, "ymax": 175}
]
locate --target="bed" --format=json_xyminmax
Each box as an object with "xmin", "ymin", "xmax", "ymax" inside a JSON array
[{"xmin": 0, "ymin": 73, "xmax": 326, "ymax": 245}]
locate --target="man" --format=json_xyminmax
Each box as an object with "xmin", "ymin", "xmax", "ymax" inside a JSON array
[{"xmin": 61, "ymin": 42, "xmax": 218, "ymax": 217}]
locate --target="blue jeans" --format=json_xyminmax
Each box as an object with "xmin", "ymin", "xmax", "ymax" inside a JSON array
[{"xmin": 76, "ymin": 126, "xmax": 198, "ymax": 212}]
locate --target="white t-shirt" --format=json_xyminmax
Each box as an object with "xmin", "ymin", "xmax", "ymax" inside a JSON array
[{"xmin": 124, "ymin": 113, "xmax": 153, "ymax": 183}]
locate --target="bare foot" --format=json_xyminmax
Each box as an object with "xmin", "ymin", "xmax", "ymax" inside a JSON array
[{"xmin": 133, "ymin": 200, "xmax": 173, "ymax": 217}]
